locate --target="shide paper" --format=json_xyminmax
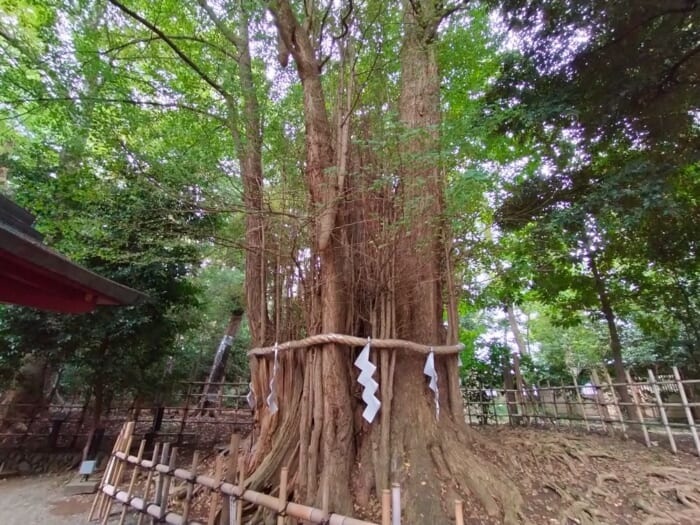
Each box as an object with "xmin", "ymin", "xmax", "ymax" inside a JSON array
[
  {"xmin": 246, "ymin": 382, "xmax": 255, "ymax": 410},
  {"xmin": 266, "ymin": 344, "xmax": 279, "ymax": 414},
  {"xmin": 354, "ymin": 340, "xmax": 381, "ymax": 423},
  {"xmin": 424, "ymin": 350, "xmax": 439, "ymax": 419}
]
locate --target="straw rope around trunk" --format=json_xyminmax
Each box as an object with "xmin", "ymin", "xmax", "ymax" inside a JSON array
[{"xmin": 247, "ymin": 333, "xmax": 464, "ymax": 356}]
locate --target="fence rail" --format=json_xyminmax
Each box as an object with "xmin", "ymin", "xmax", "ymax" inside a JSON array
[
  {"xmin": 463, "ymin": 366, "xmax": 700, "ymax": 456},
  {"xmin": 89, "ymin": 423, "xmax": 382, "ymax": 525},
  {"xmin": 0, "ymin": 381, "xmax": 253, "ymax": 452}
]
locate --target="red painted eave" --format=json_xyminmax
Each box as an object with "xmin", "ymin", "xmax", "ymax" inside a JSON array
[{"xmin": 0, "ymin": 221, "xmax": 146, "ymax": 313}]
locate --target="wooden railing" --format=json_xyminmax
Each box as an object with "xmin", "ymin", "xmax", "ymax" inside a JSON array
[{"xmin": 463, "ymin": 366, "xmax": 700, "ymax": 456}]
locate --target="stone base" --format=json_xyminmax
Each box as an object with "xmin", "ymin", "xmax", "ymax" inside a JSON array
[{"xmin": 63, "ymin": 476, "xmax": 99, "ymax": 495}]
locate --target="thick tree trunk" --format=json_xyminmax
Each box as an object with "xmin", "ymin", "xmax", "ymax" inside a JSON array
[
  {"xmin": 245, "ymin": 3, "xmax": 523, "ymax": 523},
  {"xmin": 251, "ymin": 1, "xmax": 354, "ymax": 515}
]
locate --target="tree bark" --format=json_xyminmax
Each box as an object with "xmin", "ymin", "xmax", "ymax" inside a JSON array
[
  {"xmin": 198, "ymin": 312, "xmax": 244, "ymax": 412},
  {"xmin": 589, "ymin": 251, "xmax": 632, "ymax": 408},
  {"xmin": 245, "ymin": 2, "xmax": 524, "ymax": 522}
]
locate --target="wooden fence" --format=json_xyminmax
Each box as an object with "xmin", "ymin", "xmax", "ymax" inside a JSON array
[
  {"xmin": 0, "ymin": 381, "xmax": 253, "ymax": 452},
  {"xmin": 463, "ymin": 366, "xmax": 700, "ymax": 456},
  {"xmin": 89, "ymin": 423, "xmax": 387, "ymax": 525}
]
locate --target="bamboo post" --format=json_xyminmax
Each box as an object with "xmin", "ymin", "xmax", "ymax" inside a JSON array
[
  {"xmin": 548, "ymin": 382, "xmax": 560, "ymax": 428},
  {"xmin": 101, "ymin": 423, "xmax": 135, "ymax": 524},
  {"xmin": 454, "ymin": 500, "xmax": 464, "ymax": 525},
  {"xmin": 571, "ymin": 375, "xmax": 590, "ymax": 431},
  {"xmin": 88, "ymin": 424, "xmax": 125, "ymax": 521},
  {"xmin": 277, "ymin": 467, "xmax": 289, "ymax": 525},
  {"xmin": 391, "ymin": 483, "xmax": 401, "ymax": 525},
  {"xmin": 672, "ymin": 366, "xmax": 700, "ymax": 456},
  {"xmin": 221, "ymin": 434, "xmax": 240, "ymax": 524},
  {"xmin": 648, "ymin": 369, "xmax": 677, "ymax": 454},
  {"xmin": 465, "ymin": 390, "xmax": 472, "ymax": 425},
  {"xmin": 236, "ymin": 456, "xmax": 246, "ymax": 525},
  {"xmin": 590, "ymin": 370, "xmax": 609, "ymax": 434},
  {"xmin": 118, "ymin": 439, "xmax": 146, "ymax": 525},
  {"xmin": 207, "ymin": 454, "xmax": 223, "ymax": 525},
  {"xmin": 136, "ymin": 442, "xmax": 160, "ymax": 525},
  {"xmin": 561, "ymin": 381, "xmax": 573, "ymax": 428},
  {"xmin": 181, "ymin": 450, "xmax": 199, "ymax": 523},
  {"xmin": 178, "ymin": 382, "xmax": 193, "ymax": 443},
  {"xmin": 96, "ymin": 422, "xmax": 134, "ymax": 521},
  {"xmin": 491, "ymin": 387, "xmax": 499, "ymax": 424},
  {"xmin": 321, "ymin": 471, "xmax": 329, "ymax": 514},
  {"xmin": 154, "ymin": 442, "xmax": 171, "ymax": 511},
  {"xmin": 159, "ymin": 447, "xmax": 178, "ymax": 520},
  {"xmin": 381, "ymin": 489, "xmax": 391, "ymax": 525},
  {"xmin": 602, "ymin": 368, "xmax": 628, "ymax": 439},
  {"xmin": 625, "ymin": 370, "xmax": 651, "ymax": 447}
]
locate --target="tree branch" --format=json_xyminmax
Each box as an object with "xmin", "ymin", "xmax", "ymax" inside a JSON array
[
  {"xmin": 196, "ymin": 0, "xmax": 243, "ymax": 50},
  {"xmin": 102, "ymin": 35, "xmax": 239, "ymax": 61},
  {"xmin": 2, "ymin": 96, "xmax": 225, "ymax": 121},
  {"xmin": 106, "ymin": 0, "xmax": 230, "ymax": 99}
]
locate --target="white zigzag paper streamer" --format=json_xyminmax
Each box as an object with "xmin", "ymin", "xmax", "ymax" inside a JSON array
[
  {"xmin": 266, "ymin": 343, "xmax": 279, "ymax": 414},
  {"xmin": 424, "ymin": 349, "xmax": 439, "ymax": 419},
  {"xmin": 246, "ymin": 382, "xmax": 255, "ymax": 409},
  {"xmin": 354, "ymin": 340, "xmax": 381, "ymax": 423}
]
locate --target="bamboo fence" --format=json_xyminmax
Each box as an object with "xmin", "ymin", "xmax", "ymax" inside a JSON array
[
  {"xmin": 0, "ymin": 381, "xmax": 253, "ymax": 451},
  {"xmin": 89, "ymin": 423, "xmax": 388, "ymax": 525},
  {"xmin": 463, "ymin": 366, "xmax": 700, "ymax": 456}
]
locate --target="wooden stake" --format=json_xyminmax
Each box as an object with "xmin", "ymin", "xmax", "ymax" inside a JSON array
[
  {"xmin": 181, "ymin": 450, "xmax": 199, "ymax": 523},
  {"xmin": 159, "ymin": 447, "xmax": 178, "ymax": 520},
  {"xmin": 89, "ymin": 424, "xmax": 125, "ymax": 521},
  {"xmin": 321, "ymin": 469, "xmax": 329, "ymax": 515},
  {"xmin": 571, "ymin": 374, "xmax": 590, "ymax": 431},
  {"xmin": 236, "ymin": 456, "xmax": 246, "ymax": 525},
  {"xmin": 602, "ymin": 368, "xmax": 627, "ymax": 438},
  {"xmin": 548, "ymin": 382, "xmax": 560, "ymax": 429},
  {"xmin": 207, "ymin": 454, "xmax": 223, "ymax": 525},
  {"xmin": 391, "ymin": 483, "xmax": 401, "ymax": 525},
  {"xmin": 277, "ymin": 467, "xmax": 289, "ymax": 525},
  {"xmin": 673, "ymin": 366, "xmax": 700, "ymax": 456},
  {"xmin": 101, "ymin": 423, "xmax": 135, "ymax": 524},
  {"xmin": 648, "ymin": 369, "xmax": 677, "ymax": 454},
  {"xmin": 454, "ymin": 500, "xmax": 464, "ymax": 525},
  {"xmin": 591, "ymin": 370, "xmax": 609, "ymax": 434},
  {"xmin": 381, "ymin": 489, "xmax": 391, "ymax": 525},
  {"xmin": 136, "ymin": 442, "xmax": 160, "ymax": 525},
  {"xmin": 625, "ymin": 370, "xmax": 651, "ymax": 447},
  {"xmin": 118, "ymin": 439, "xmax": 146, "ymax": 525},
  {"xmin": 154, "ymin": 442, "xmax": 171, "ymax": 510},
  {"xmin": 221, "ymin": 434, "xmax": 240, "ymax": 524}
]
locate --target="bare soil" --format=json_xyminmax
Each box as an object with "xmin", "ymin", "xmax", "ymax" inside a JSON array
[
  {"xmin": 0, "ymin": 474, "xmax": 93, "ymax": 525},
  {"xmin": 467, "ymin": 426, "xmax": 700, "ymax": 524}
]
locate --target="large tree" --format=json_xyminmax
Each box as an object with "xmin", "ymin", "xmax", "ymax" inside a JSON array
[{"xmin": 1, "ymin": 1, "xmax": 524, "ymax": 522}]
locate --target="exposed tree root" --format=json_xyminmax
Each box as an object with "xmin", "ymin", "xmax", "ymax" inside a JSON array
[
  {"xmin": 545, "ymin": 472, "xmax": 618, "ymax": 525},
  {"xmin": 639, "ymin": 466, "xmax": 700, "ymax": 524}
]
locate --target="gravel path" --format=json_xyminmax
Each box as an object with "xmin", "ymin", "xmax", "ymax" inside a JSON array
[{"xmin": 0, "ymin": 475, "xmax": 96, "ymax": 525}]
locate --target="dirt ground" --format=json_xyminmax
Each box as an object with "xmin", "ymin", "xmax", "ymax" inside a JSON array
[
  {"xmin": 0, "ymin": 474, "xmax": 138, "ymax": 525},
  {"xmin": 0, "ymin": 426, "xmax": 699, "ymax": 524},
  {"xmin": 467, "ymin": 426, "xmax": 700, "ymax": 525}
]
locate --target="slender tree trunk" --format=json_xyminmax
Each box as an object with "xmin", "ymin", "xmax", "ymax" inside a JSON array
[
  {"xmin": 198, "ymin": 312, "xmax": 244, "ymax": 412},
  {"xmin": 235, "ymin": 6, "xmax": 271, "ymax": 349},
  {"xmin": 589, "ymin": 251, "xmax": 632, "ymax": 408}
]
